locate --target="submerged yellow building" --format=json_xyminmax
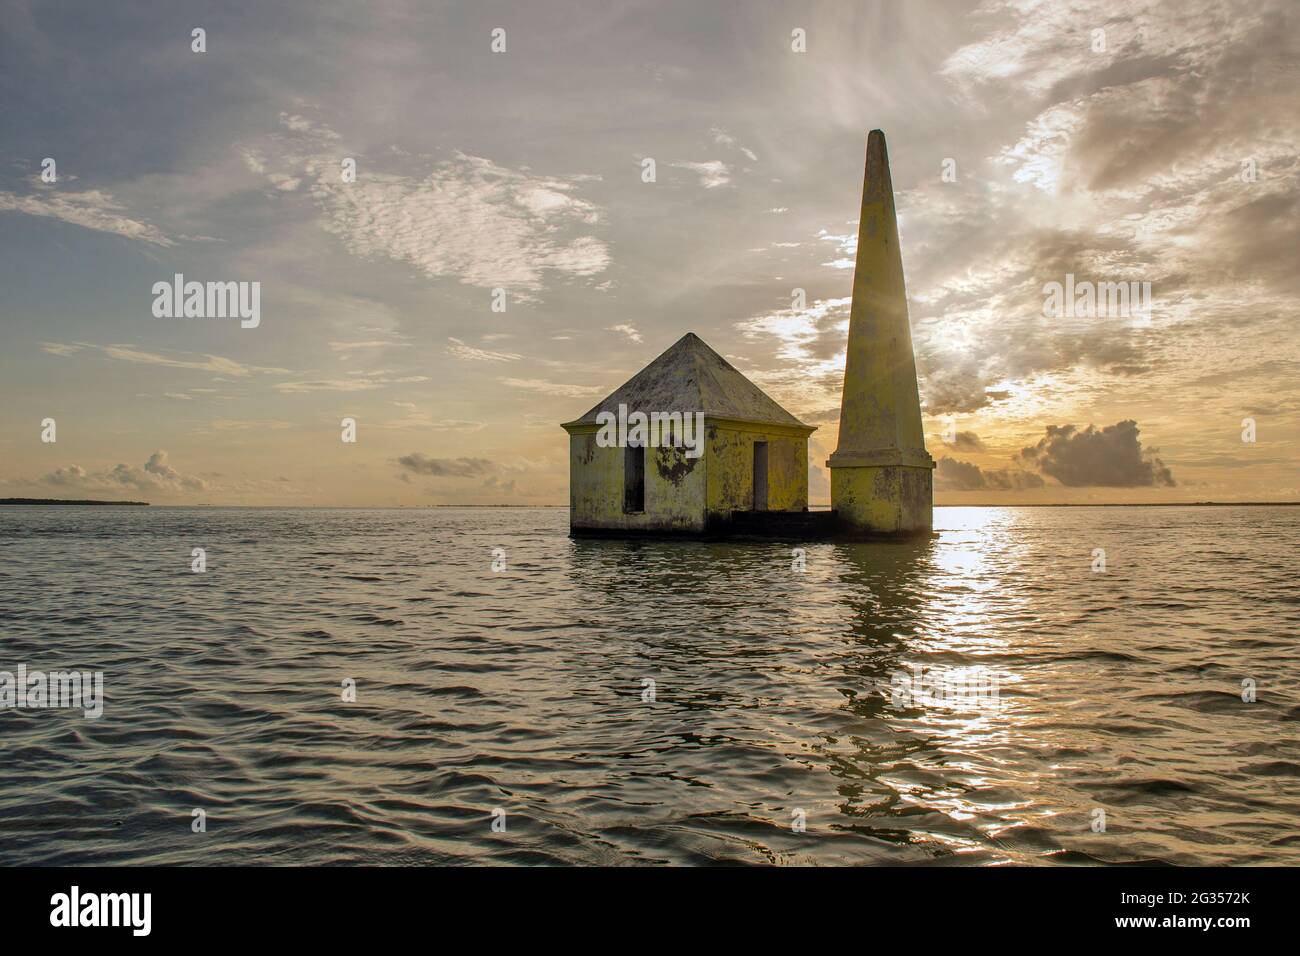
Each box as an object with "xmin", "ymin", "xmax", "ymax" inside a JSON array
[
  {"xmin": 561, "ymin": 129, "xmax": 932, "ymax": 538},
  {"xmin": 561, "ymin": 333, "xmax": 815, "ymax": 535}
]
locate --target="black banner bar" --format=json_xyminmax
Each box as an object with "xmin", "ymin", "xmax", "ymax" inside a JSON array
[{"xmin": 0, "ymin": 865, "xmax": 1280, "ymax": 942}]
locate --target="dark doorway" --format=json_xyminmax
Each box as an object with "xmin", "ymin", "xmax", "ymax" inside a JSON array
[
  {"xmin": 624, "ymin": 444, "xmax": 645, "ymax": 513},
  {"xmin": 752, "ymin": 441, "xmax": 769, "ymax": 511}
]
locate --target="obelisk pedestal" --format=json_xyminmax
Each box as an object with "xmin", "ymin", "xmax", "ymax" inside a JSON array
[{"xmin": 828, "ymin": 130, "xmax": 934, "ymax": 535}]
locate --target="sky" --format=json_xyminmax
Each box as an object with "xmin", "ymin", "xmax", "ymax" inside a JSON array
[{"xmin": 1, "ymin": 0, "xmax": 1296, "ymax": 506}]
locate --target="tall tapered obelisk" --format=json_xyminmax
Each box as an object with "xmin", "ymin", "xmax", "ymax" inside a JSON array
[{"xmin": 828, "ymin": 130, "xmax": 934, "ymax": 535}]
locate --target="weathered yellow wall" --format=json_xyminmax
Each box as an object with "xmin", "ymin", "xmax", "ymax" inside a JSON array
[
  {"xmin": 705, "ymin": 421, "xmax": 808, "ymax": 522},
  {"xmin": 567, "ymin": 429, "xmax": 706, "ymax": 532},
  {"xmin": 831, "ymin": 465, "xmax": 932, "ymax": 534},
  {"xmin": 566, "ymin": 418, "xmax": 811, "ymax": 533}
]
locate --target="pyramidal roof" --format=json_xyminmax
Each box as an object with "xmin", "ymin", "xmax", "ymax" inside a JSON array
[{"xmin": 564, "ymin": 332, "xmax": 812, "ymax": 430}]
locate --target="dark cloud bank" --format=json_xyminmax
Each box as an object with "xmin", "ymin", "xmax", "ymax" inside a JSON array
[
  {"xmin": 935, "ymin": 457, "xmax": 1044, "ymax": 492},
  {"xmin": 938, "ymin": 420, "xmax": 1176, "ymax": 491},
  {"xmin": 395, "ymin": 454, "xmax": 496, "ymax": 479},
  {"xmin": 1019, "ymin": 420, "xmax": 1175, "ymax": 487}
]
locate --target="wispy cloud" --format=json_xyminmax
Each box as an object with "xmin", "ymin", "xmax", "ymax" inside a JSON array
[
  {"xmin": 39, "ymin": 342, "xmax": 84, "ymax": 356},
  {"xmin": 0, "ymin": 188, "xmax": 173, "ymax": 245},
  {"xmin": 376, "ymin": 414, "xmax": 484, "ymax": 431},
  {"xmin": 606, "ymin": 324, "xmax": 643, "ymax": 344},
  {"xmin": 445, "ymin": 337, "xmax": 522, "ymax": 362},
  {"xmin": 209, "ymin": 419, "xmax": 295, "ymax": 431},
  {"xmin": 500, "ymin": 377, "xmax": 604, "ymax": 398},
  {"xmin": 711, "ymin": 126, "xmax": 758, "ymax": 162},
  {"xmin": 275, "ymin": 374, "xmax": 428, "ymax": 394},
  {"xmin": 671, "ymin": 160, "xmax": 731, "ymax": 189},
  {"xmin": 43, "ymin": 342, "xmax": 285, "ymax": 378},
  {"xmin": 328, "ymin": 339, "xmax": 411, "ymax": 352}
]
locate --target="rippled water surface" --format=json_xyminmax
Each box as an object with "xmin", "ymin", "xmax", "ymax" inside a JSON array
[{"xmin": 1, "ymin": 505, "xmax": 1297, "ymax": 866}]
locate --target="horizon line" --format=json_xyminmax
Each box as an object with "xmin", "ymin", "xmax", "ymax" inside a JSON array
[{"xmin": 5, "ymin": 500, "xmax": 1299, "ymax": 509}]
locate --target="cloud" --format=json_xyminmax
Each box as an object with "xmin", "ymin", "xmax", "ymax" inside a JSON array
[
  {"xmin": 606, "ymin": 324, "xmax": 643, "ymax": 344},
  {"xmin": 950, "ymin": 431, "xmax": 986, "ymax": 452},
  {"xmin": 247, "ymin": 114, "xmax": 609, "ymax": 292},
  {"xmin": 1019, "ymin": 420, "xmax": 1175, "ymax": 487},
  {"xmin": 142, "ymin": 450, "xmax": 200, "ymax": 486},
  {"xmin": 39, "ymin": 342, "xmax": 84, "ymax": 356},
  {"xmin": 671, "ymin": 160, "xmax": 731, "ymax": 189},
  {"xmin": 209, "ymin": 419, "xmax": 294, "ymax": 431},
  {"xmin": 935, "ymin": 456, "xmax": 1045, "ymax": 491},
  {"xmin": 802, "ymin": 407, "xmax": 841, "ymax": 425},
  {"xmin": 738, "ymin": 296, "xmax": 851, "ymax": 365},
  {"xmin": 319, "ymin": 157, "xmax": 610, "ymax": 289},
  {"xmin": 377, "ymin": 415, "xmax": 483, "ymax": 432},
  {"xmin": 275, "ymin": 374, "xmax": 427, "ymax": 393},
  {"xmin": 43, "ymin": 341, "xmax": 285, "ymax": 378},
  {"xmin": 711, "ymin": 126, "xmax": 758, "ymax": 162},
  {"xmin": 934, "ymin": 457, "xmax": 985, "ymax": 492},
  {"xmin": 328, "ymin": 340, "xmax": 411, "ymax": 352},
  {"xmin": 887, "ymin": 0, "xmax": 1300, "ymax": 424},
  {"xmin": 40, "ymin": 464, "xmax": 88, "ymax": 486},
  {"xmin": 395, "ymin": 454, "xmax": 496, "ymax": 478},
  {"xmin": 278, "ymin": 112, "xmax": 339, "ymax": 139},
  {"xmin": 40, "ymin": 450, "xmax": 208, "ymax": 496},
  {"xmin": 0, "ymin": 188, "xmax": 173, "ymax": 245},
  {"xmin": 445, "ymin": 337, "xmax": 521, "ymax": 362},
  {"xmin": 735, "ymin": 296, "xmax": 852, "ymax": 417},
  {"xmin": 500, "ymin": 377, "xmax": 604, "ymax": 398}
]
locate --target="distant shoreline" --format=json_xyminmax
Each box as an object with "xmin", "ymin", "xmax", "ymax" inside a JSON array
[{"xmin": 0, "ymin": 498, "xmax": 149, "ymax": 506}]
